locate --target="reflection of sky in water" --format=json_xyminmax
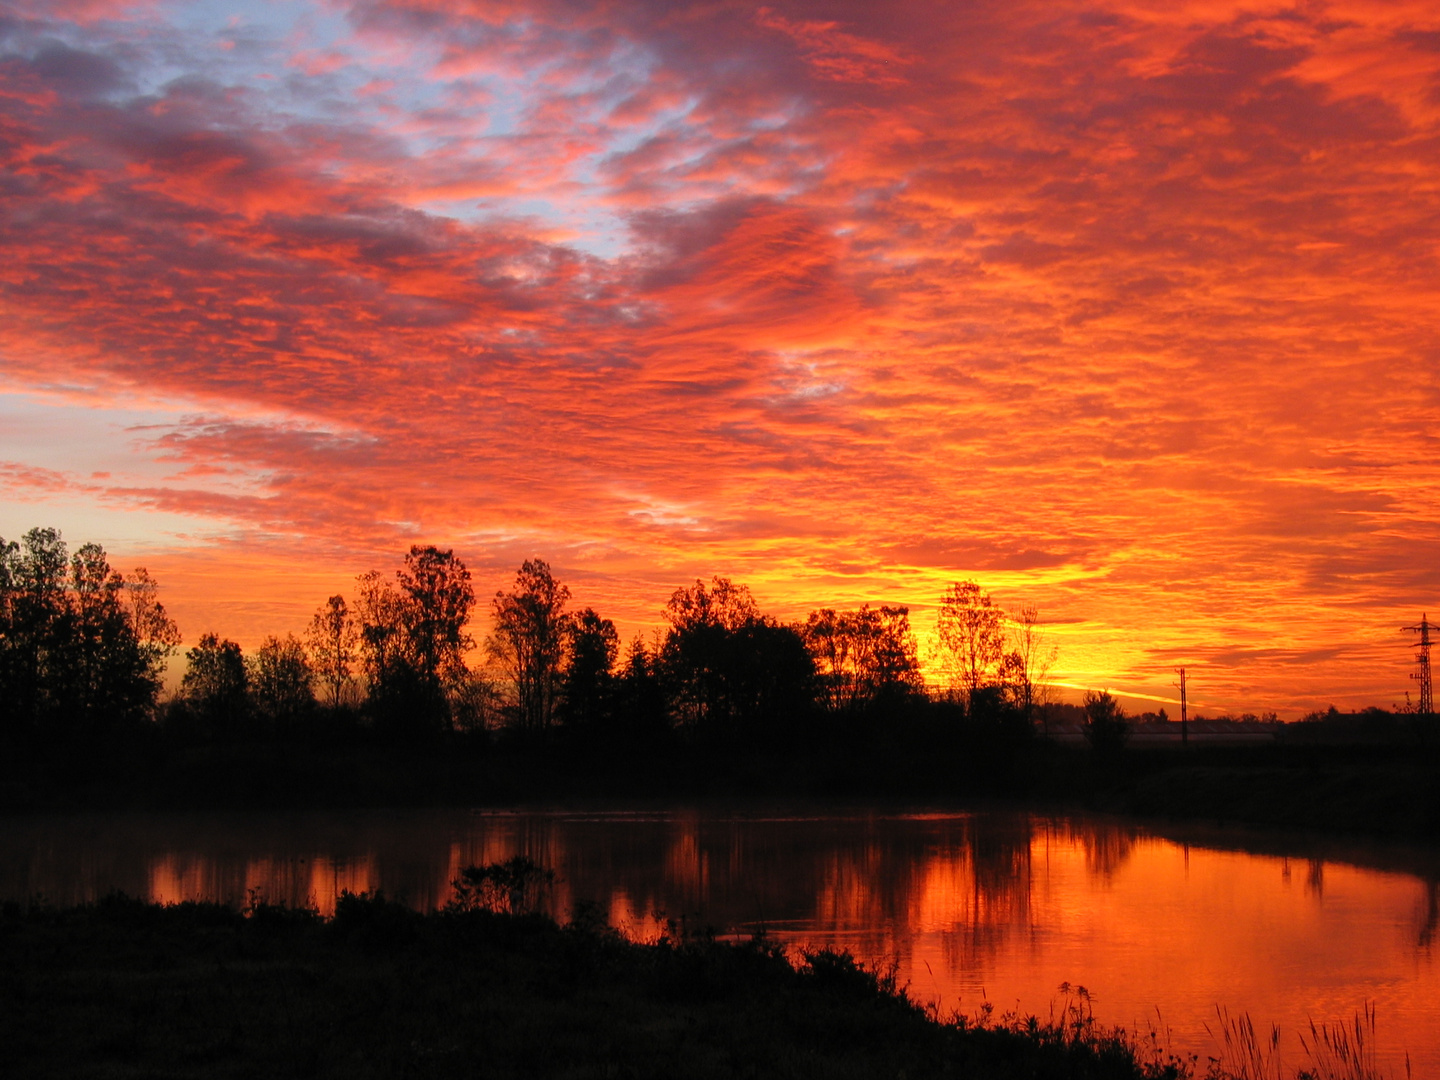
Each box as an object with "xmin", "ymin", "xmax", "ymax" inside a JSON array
[{"xmin": 1, "ymin": 808, "xmax": 1435, "ymax": 1075}]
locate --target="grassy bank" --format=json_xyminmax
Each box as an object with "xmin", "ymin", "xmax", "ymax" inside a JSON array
[{"xmin": 1, "ymin": 890, "xmax": 1190, "ymax": 1080}]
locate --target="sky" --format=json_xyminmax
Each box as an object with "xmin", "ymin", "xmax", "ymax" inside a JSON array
[{"xmin": 3, "ymin": 0, "xmax": 1440, "ymax": 716}]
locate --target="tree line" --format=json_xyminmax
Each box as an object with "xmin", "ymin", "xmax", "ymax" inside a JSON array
[
  {"xmin": 1, "ymin": 528, "xmax": 1067, "ymax": 749},
  {"xmin": 0, "ymin": 528, "xmax": 178, "ymax": 744}
]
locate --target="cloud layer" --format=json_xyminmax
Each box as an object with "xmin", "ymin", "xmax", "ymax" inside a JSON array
[{"xmin": 4, "ymin": 0, "xmax": 1440, "ymax": 712}]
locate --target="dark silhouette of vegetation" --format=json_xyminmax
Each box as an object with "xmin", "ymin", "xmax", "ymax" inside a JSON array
[
  {"xmin": 608, "ymin": 632, "xmax": 669, "ymax": 743},
  {"xmin": 4, "ymin": 525, "xmax": 1439, "ymax": 842},
  {"xmin": 447, "ymin": 855, "xmax": 556, "ymax": 915},
  {"xmin": 353, "ymin": 567, "xmax": 409, "ymax": 727},
  {"xmin": 1083, "ymin": 690, "xmax": 1130, "ymax": 753},
  {"xmin": 1007, "ymin": 603, "xmax": 1058, "ymax": 729},
  {"xmin": 0, "ymin": 528, "xmax": 178, "ymax": 744},
  {"xmin": 488, "ymin": 558, "xmax": 569, "ymax": 735},
  {"xmin": 803, "ymin": 603, "xmax": 923, "ymax": 714},
  {"xmin": 346, "ymin": 545, "xmax": 477, "ymax": 737},
  {"xmin": 559, "ymin": 607, "xmax": 618, "ymax": 730},
  {"xmin": 935, "ymin": 580, "xmax": 1007, "ymax": 702},
  {"xmin": 660, "ymin": 577, "xmax": 815, "ymax": 745},
  {"xmin": 396, "ymin": 544, "xmax": 475, "ymax": 731},
  {"xmin": 307, "ymin": 594, "xmax": 357, "ymax": 709},
  {"xmin": 0, "ymin": 879, "xmax": 1197, "ymax": 1080},
  {"xmin": 249, "ymin": 633, "xmax": 313, "ymax": 735},
  {"xmin": 179, "ymin": 632, "xmax": 250, "ymax": 737}
]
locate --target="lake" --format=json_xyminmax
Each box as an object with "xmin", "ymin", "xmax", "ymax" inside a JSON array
[{"xmin": 2, "ymin": 806, "xmax": 1435, "ymax": 1075}]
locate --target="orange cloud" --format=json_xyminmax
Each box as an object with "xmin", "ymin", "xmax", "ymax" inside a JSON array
[{"xmin": 3, "ymin": 0, "xmax": 1440, "ymax": 712}]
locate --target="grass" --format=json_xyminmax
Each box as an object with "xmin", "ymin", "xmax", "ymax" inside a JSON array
[
  {"xmin": 0, "ymin": 868, "xmax": 1193, "ymax": 1080},
  {"xmin": 1204, "ymin": 1003, "xmax": 1410, "ymax": 1080}
]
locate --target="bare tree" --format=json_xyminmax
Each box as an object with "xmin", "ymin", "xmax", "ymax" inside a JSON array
[
  {"xmin": 451, "ymin": 667, "xmax": 503, "ymax": 735},
  {"xmin": 487, "ymin": 559, "xmax": 570, "ymax": 734},
  {"xmin": 1006, "ymin": 604, "xmax": 1058, "ymax": 730},
  {"xmin": 125, "ymin": 567, "xmax": 181, "ymax": 687},
  {"xmin": 933, "ymin": 580, "xmax": 1006, "ymax": 703}
]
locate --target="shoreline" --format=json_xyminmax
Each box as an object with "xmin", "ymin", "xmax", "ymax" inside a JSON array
[
  {"xmin": 3, "ymin": 736, "xmax": 1438, "ymax": 844},
  {"xmin": 0, "ymin": 886, "xmax": 1195, "ymax": 1080}
]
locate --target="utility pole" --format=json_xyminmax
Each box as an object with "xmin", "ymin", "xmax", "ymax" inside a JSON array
[
  {"xmin": 1175, "ymin": 667, "xmax": 1188, "ymax": 746},
  {"xmin": 1403, "ymin": 615, "xmax": 1433, "ymax": 716}
]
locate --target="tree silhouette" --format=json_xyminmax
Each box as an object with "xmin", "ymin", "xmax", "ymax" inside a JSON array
[
  {"xmin": 354, "ymin": 569, "xmax": 408, "ymax": 725},
  {"xmin": 0, "ymin": 528, "xmax": 67, "ymax": 734},
  {"xmin": 1003, "ymin": 604, "xmax": 1057, "ymax": 731},
  {"xmin": 488, "ymin": 559, "xmax": 570, "ymax": 735},
  {"xmin": 397, "ymin": 547, "xmax": 474, "ymax": 687},
  {"xmin": 613, "ymin": 633, "xmax": 669, "ymax": 742},
  {"xmin": 307, "ymin": 595, "xmax": 357, "ymax": 709},
  {"xmin": 249, "ymin": 634, "xmax": 313, "ymax": 735},
  {"xmin": 661, "ymin": 577, "xmax": 813, "ymax": 741},
  {"xmin": 934, "ymin": 581, "xmax": 1006, "ymax": 705},
  {"xmin": 1, "ymin": 529, "xmax": 177, "ymax": 741},
  {"xmin": 1082, "ymin": 689, "xmax": 1128, "ymax": 753},
  {"xmin": 560, "ymin": 608, "xmax": 618, "ymax": 729},
  {"xmin": 353, "ymin": 548, "xmax": 476, "ymax": 735},
  {"xmin": 661, "ymin": 577, "xmax": 757, "ymax": 731},
  {"xmin": 396, "ymin": 545, "xmax": 475, "ymax": 730},
  {"xmin": 125, "ymin": 567, "xmax": 181, "ymax": 693},
  {"xmin": 181, "ymin": 633, "xmax": 249, "ymax": 737},
  {"xmin": 803, "ymin": 604, "xmax": 921, "ymax": 714}
]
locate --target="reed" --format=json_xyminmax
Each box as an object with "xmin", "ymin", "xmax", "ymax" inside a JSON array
[
  {"xmin": 1297, "ymin": 1002, "xmax": 1408, "ymax": 1080},
  {"xmin": 1205, "ymin": 1007, "xmax": 1284, "ymax": 1080},
  {"xmin": 1204, "ymin": 1002, "xmax": 1410, "ymax": 1080}
]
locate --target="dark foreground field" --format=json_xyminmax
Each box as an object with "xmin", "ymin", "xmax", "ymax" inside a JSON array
[{"xmin": 0, "ymin": 891, "xmax": 1190, "ymax": 1080}]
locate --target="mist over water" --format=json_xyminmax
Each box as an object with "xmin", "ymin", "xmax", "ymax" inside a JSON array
[{"xmin": 2, "ymin": 807, "xmax": 1435, "ymax": 1074}]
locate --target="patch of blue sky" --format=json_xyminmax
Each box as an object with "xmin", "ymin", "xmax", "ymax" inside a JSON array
[
  {"xmin": 52, "ymin": 2, "xmax": 719, "ymax": 257},
  {"xmin": 112, "ymin": 0, "xmax": 304, "ymax": 97}
]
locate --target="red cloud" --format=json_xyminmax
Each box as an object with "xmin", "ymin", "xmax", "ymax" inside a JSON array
[{"xmin": 3, "ymin": 0, "xmax": 1440, "ymax": 712}]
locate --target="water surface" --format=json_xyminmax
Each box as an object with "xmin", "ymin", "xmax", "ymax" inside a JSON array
[{"xmin": 2, "ymin": 807, "xmax": 1435, "ymax": 1075}]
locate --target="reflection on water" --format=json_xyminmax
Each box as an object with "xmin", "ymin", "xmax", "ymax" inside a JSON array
[{"xmin": 1, "ymin": 807, "xmax": 1436, "ymax": 1074}]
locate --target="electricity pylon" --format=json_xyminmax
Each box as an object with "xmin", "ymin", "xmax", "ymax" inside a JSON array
[
  {"xmin": 1174, "ymin": 667, "xmax": 1188, "ymax": 746},
  {"xmin": 1403, "ymin": 615, "xmax": 1433, "ymax": 716}
]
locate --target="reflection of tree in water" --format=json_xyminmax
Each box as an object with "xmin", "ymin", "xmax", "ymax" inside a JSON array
[
  {"xmin": 664, "ymin": 816, "xmax": 710, "ymax": 896},
  {"xmin": 1418, "ymin": 878, "xmax": 1438, "ymax": 949},
  {"xmin": 936, "ymin": 813, "xmax": 1035, "ymax": 977},
  {"xmin": 1067, "ymin": 819, "xmax": 1139, "ymax": 881},
  {"xmin": 0, "ymin": 811, "xmax": 1045, "ymax": 970}
]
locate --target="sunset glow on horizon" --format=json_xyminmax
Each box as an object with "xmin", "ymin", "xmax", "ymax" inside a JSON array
[{"xmin": 4, "ymin": 0, "xmax": 1440, "ymax": 715}]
